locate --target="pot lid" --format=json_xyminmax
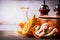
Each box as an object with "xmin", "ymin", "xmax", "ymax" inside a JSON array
[
  {"xmin": 39, "ymin": 16, "xmax": 60, "ymax": 19},
  {"xmin": 40, "ymin": 0, "xmax": 49, "ymax": 10},
  {"xmin": 54, "ymin": 0, "xmax": 60, "ymax": 11}
]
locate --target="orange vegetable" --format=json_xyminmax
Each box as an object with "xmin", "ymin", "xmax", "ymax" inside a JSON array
[
  {"xmin": 17, "ymin": 30, "xmax": 22, "ymax": 35},
  {"xmin": 19, "ymin": 22, "xmax": 26, "ymax": 29}
]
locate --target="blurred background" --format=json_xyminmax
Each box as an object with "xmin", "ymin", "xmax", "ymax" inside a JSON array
[
  {"xmin": 0, "ymin": 0, "xmax": 59, "ymax": 40},
  {"xmin": 0, "ymin": 0, "xmax": 58, "ymax": 30}
]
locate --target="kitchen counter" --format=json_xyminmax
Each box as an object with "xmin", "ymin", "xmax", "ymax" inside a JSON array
[
  {"xmin": 0, "ymin": 25, "xmax": 60, "ymax": 40},
  {"xmin": 0, "ymin": 31, "xmax": 60, "ymax": 40}
]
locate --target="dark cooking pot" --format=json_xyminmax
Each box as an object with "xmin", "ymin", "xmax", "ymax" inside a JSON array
[{"xmin": 39, "ymin": 16, "xmax": 60, "ymax": 38}]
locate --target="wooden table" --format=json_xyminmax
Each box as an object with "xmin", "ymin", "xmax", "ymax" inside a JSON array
[{"xmin": 0, "ymin": 31, "xmax": 60, "ymax": 40}]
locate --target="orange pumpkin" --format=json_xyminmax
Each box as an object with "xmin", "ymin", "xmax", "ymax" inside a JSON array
[
  {"xmin": 17, "ymin": 30, "xmax": 22, "ymax": 35},
  {"xmin": 19, "ymin": 22, "xmax": 26, "ymax": 29}
]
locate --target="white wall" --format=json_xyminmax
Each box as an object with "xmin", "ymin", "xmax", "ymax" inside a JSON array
[{"xmin": 0, "ymin": 0, "xmax": 58, "ymax": 25}]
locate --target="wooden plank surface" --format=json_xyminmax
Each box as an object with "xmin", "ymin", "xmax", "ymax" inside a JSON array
[{"xmin": 0, "ymin": 31, "xmax": 60, "ymax": 40}]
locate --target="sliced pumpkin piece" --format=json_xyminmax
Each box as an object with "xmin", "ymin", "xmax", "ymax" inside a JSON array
[{"xmin": 22, "ymin": 15, "xmax": 36, "ymax": 35}]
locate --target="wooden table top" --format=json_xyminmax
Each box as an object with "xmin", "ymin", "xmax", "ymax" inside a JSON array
[{"xmin": 0, "ymin": 31, "xmax": 60, "ymax": 40}]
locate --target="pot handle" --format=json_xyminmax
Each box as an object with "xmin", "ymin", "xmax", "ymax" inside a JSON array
[{"xmin": 26, "ymin": 8, "xmax": 29, "ymax": 20}]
